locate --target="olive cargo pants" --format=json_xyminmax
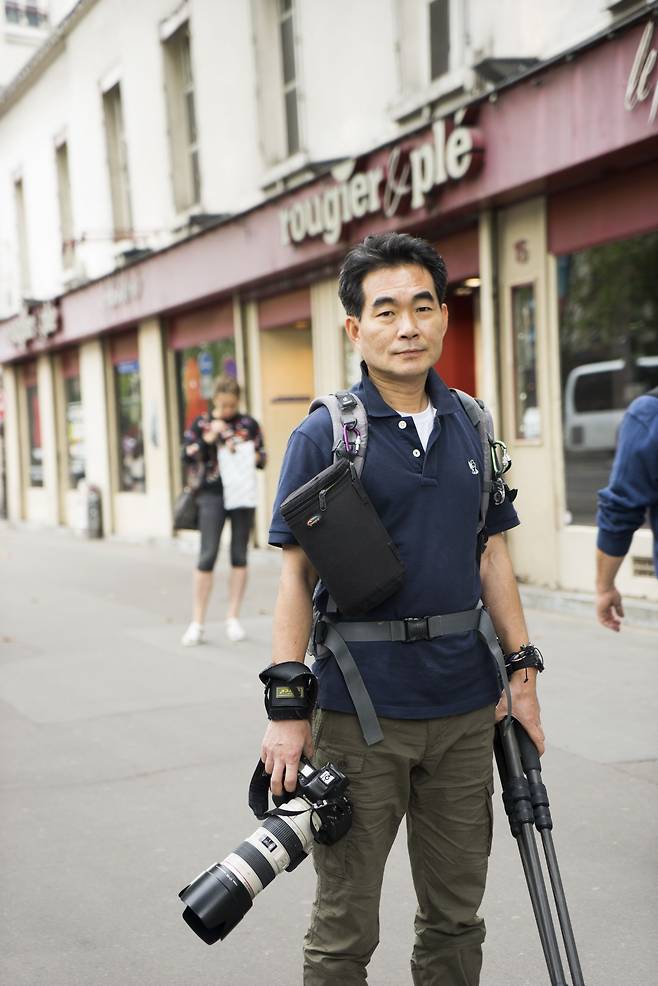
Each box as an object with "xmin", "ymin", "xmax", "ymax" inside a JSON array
[{"xmin": 304, "ymin": 704, "xmax": 496, "ymax": 985}]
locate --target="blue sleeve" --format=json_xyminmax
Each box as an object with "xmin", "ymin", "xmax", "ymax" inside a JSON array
[
  {"xmin": 596, "ymin": 402, "xmax": 658, "ymax": 557},
  {"xmin": 484, "ymin": 487, "xmax": 520, "ymax": 536},
  {"xmin": 268, "ymin": 410, "xmax": 334, "ymax": 547}
]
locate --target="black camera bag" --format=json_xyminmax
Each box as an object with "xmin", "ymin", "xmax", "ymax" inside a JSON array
[{"xmin": 280, "ymin": 457, "xmax": 405, "ymax": 616}]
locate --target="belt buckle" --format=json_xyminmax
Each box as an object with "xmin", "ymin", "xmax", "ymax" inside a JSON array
[
  {"xmin": 403, "ymin": 617, "xmax": 430, "ymax": 642},
  {"xmin": 312, "ymin": 615, "xmax": 328, "ymax": 649}
]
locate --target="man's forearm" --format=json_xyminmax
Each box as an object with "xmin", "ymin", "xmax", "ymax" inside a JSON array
[
  {"xmin": 271, "ymin": 547, "xmax": 316, "ymax": 665},
  {"xmin": 480, "ymin": 533, "xmax": 529, "ymax": 652},
  {"xmin": 595, "ymin": 548, "xmax": 625, "ymax": 592}
]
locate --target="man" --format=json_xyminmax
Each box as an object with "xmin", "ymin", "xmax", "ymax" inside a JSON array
[
  {"xmin": 595, "ymin": 387, "xmax": 658, "ymax": 631},
  {"xmin": 261, "ymin": 232, "xmax": 543, "ymax": 985}
]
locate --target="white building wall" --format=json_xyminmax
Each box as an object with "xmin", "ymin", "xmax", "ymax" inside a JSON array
[{"xmin": 0, "ymin": 0, "xmax": 621, "ymax": 321}]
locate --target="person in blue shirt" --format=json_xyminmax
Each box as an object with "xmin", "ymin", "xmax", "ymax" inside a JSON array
[
  {"xmin": 260, "ymin": 232, "xmax": 543, "ymax": 986},
  {"xmin": 596, "ymin": 388, "xmax": 658, "ymax": 631}
]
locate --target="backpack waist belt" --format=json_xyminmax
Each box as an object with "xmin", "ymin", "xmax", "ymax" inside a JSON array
[{"xmin": 313, "ymin": 607, "xmax": 511, "ymax": 747}]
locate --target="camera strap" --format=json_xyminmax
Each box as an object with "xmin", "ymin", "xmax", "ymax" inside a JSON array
[
  {"xmin": 248, "ymin": 761, "xmax": 310, "ymax": 820},
  {"xmin": 314, "ymin": 606, "xmax": 512, "ymax": 747},
  {"xmin": 248, "ymin": 760, "xmax": 340, "ymax": 825}
]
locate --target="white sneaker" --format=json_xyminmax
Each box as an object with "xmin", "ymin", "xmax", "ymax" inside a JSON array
[
  {"xmin": 181, "ymin": 622, "xmax": 205, "ymax": 646},
  {"xmin": 225, "ymin": 618, "xmax": 246, "ymax": 643}
]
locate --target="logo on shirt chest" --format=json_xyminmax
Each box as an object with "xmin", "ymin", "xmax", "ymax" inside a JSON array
[{"xmin": 468, "ymin": 459, "xmax": 479, "ymax": 475}]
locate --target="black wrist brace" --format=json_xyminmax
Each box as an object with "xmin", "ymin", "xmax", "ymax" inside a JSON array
[
  {"xmin": 259, "ymin": 662, "xmax": 318, "ymax": 720},
  {"xmin": 504, "ymin": 643, "xmax": 545, "ymax": 678}
]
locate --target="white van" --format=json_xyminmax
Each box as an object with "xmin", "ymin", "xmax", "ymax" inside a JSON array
[{"xmin": 563, "ymin": 356, "xmax": 658, "ymax": 453}]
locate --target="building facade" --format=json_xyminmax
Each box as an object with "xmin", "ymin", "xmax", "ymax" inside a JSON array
[{"xmin": 1, "ymin": 0, "xmax": 657, "ymax": 603}]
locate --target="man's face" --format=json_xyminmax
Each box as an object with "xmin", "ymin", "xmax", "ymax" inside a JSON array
[{"xmin": 344, "ymin": 264, "xmax": 448, "ymax": 381}]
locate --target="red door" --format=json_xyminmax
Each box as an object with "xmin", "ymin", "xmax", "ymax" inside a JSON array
[{"xmin": 435, "ymin": 290, "xmax": 476, "ymax": 395}]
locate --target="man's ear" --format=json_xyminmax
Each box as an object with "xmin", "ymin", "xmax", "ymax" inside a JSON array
[
  {"xmin": 345, "ymin": 316, "xmax": 360, "ymax": 347},
  {"xmin": 440, "ymin": 303, "xmax": 449, "ymax": 341}
]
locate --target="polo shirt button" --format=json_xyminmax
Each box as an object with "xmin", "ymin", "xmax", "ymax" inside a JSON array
[
  {"xmin": 398, "ymin": 420, "xmax": 407, "ymax": 429},
  {"xmin": 412, "ymin": 449, "xmax": 421, "ymax": 458}
]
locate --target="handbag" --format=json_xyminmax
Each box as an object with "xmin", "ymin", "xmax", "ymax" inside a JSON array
[
  {"xmin": 218, "ymin": 440, "xmax": 258, "ymax": 510},
  {"xmin": 173, "ymin": 487, "xmax": 200, "ymax": 531}
]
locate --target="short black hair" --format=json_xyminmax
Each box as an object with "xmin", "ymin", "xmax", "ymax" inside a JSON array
[{"xmin": 338, "ymin": 232, "xmax": 448, "ymax": 317}]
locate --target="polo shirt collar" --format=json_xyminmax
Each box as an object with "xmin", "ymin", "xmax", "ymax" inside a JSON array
[{"xmin": 357, "ymin": 362, "xmax": 457, "ymax": 418}]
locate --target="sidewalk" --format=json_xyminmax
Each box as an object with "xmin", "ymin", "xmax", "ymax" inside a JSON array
[{"xmin": 0, "ymin": 524, "xmax": 656, "ymax": 986}]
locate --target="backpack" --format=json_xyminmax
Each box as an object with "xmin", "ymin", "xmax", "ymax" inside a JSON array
[{"xmin": 309, "ymin": 388, "xmax": 513, "ymax": 545}]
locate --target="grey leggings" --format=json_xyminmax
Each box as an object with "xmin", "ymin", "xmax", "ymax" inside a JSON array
[{"xmin": 197, "ymin": 492, "xmax": 255, "ymax": 572}]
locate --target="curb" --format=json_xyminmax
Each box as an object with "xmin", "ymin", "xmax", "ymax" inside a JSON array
[{"xmin": 519, "ymin": 584, "xmax": 658, "ymax": 630}]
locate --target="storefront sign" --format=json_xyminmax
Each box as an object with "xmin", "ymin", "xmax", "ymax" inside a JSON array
[
  {"xmin": 279, "ymin": 111, "xmax": 484, "ymax": 247},
  {"xmin": 624, "ymin": 21, "xmax": 658, "ymax": 125},
  {"xmin": 8, "ymin": 302, "xmax": 59, "ymax": 349},
  {"xmin": 103, "ymin": 268, "xmax": 143, "ymax": 309}
]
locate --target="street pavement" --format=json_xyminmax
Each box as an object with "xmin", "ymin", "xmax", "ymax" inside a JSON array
[{"xmin": 0, "ymin": 523, "xmax": 656, "ymax": 986}]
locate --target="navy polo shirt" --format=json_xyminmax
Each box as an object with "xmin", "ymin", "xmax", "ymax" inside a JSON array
[{"xmin": 269, "ymin": 365, "xmax": 520, "ymax": 720}]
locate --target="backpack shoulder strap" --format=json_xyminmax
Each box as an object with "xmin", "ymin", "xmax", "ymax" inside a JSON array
[
  {"xmin": 308, "ymin": 390, "xmax": 369, "ymax": 478},
  {"xmin": 451, "ymin": 389, "xmax": 494, "ymax": 536}
]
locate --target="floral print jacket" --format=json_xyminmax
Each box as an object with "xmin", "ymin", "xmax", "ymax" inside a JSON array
[{"xmin": 182, "ymin": 413, "xmax": 266, "ymax": 494}]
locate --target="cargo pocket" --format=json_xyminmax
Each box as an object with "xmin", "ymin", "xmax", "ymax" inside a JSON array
[
  {"xmin": 486, "ymin": 779, "xmax": 495, "ymax": 856},
  {"xmin": 311, "ymin": 746, "xmax": 365, "ymax": 881}
]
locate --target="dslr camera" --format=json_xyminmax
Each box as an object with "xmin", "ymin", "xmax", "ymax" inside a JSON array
[{"xmin": 179, "ymin": 757, "xmax": 352, "ymax": 944}]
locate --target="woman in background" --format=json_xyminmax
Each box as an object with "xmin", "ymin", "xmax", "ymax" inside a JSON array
[{"xmin": 181, "ymin": 376, "xmax": 266, "ymax": 645}]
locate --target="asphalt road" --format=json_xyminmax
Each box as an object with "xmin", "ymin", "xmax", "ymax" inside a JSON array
[{"xmin": 0, "ymin": 525, "xmax": 656, "ymax": 985}]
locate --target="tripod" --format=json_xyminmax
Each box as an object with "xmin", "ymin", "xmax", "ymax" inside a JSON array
[{"xmin": 495, "ymin": 718, "xmax": 586, "ymax": 986}]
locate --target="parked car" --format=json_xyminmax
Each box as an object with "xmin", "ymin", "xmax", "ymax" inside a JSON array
[{"xmin": 563, "ymin": 356, "xmax": 658, "ymax": 452}]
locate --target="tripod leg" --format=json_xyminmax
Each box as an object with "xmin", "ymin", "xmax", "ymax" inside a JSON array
[
  {"xmin": 514, "ymin": 721, "xmax": 586, "ymax": 985},
  {"xmin": 496, "ymin": 722, "xmax": 568, "ymax": 986},
  {"xmin": 541, "ymin": 830, "xmax": 585, "ymax": 985},
  {"xmin": 495, "ymin": 739, "xmax": 558, "ymax": 973}
]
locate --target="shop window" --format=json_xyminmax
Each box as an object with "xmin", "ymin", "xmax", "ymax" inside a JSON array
[
  {"xmin": 102, "ymin": 83, "xmax": 133, "ymax": 239},
  {"xmin": 176, "ymin": 339, "xmax": 236, "ymax": 434},
  {"xmin": 55, "ymin": 140, "xmax": 75, "ymax": 270},
  {"xmin": 163, "ymin": 21, "xmax": 201, "ymax": 212},
  {"xmin": 558, "ymin": 229, "xmax": 658, "ymax": 525},
  {"xmin": 25, "ymin": 379, "xmax": 43, "ymax": 487},
  {"xmin": 278, "ymin": 0, "xmax": 300, "ymax": 156},
  {"xmin": 114, "ymin": 359, "xmax": 145, "ymax": 493},
  {"xmin": 64, "ymin": 374, "xmax": 85, "ymax": 489},
  {"xmin": 511, "ymin": 283, "xmax": 540, "ymax": 440}
]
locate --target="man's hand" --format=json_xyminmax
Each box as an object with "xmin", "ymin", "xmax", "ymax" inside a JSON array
[
  {"xmin": 496, "ymin": 672, "xmax": 545, "ymax": 756},
  {"xmin": 261, "ymin": 719, "xmax": 314, "ymax": 796},
  {"xmin": 596, "ymin": 586, "xmax": 624, "ymax": 632}
]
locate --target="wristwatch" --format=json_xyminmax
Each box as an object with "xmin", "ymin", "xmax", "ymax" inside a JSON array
[{"xmin": 504, "ymin": 643, "xmax": 545, "ymax": 676}]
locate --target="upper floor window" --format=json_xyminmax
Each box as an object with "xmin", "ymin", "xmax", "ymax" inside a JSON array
[
  {"xmin": 102, "ymin": 83, "xmax": 133, "ymax": 239},
  {"xmin": 163, "ymin": 21, "xmax": 201, "ymax": 212},
  {"xmin": 13, "ymin": 176, "xmax": 30, "ymax": 297},
  {"xmin": 4, "ymin": 2, "xmax": 48, "ymax": 28},
  {"xmin": 278, "ymin": 0, "xmax": 300, "ymax": 157},
  {"xmin": 429, "ymin": 0, "xmax": 450, "ymax": 80},
  {"xmin": 55, "ymin": 140, "xmax": 75, "ymax": 270},
  {"xmin": 393, "ymin": 0, "xmax": 464, "ymax": 120}
]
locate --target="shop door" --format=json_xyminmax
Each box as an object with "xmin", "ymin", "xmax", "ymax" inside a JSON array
[
  {"xmin": 260, "ymin": 325, "xmax": 314, "ymax": 521},
  {"xmin": 436, "ymin": 291, "xmax": 476, "ymax": 394},
  {"xmin": 498, "ymin": 197, "xmax": 559, "ymax": 587}
]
